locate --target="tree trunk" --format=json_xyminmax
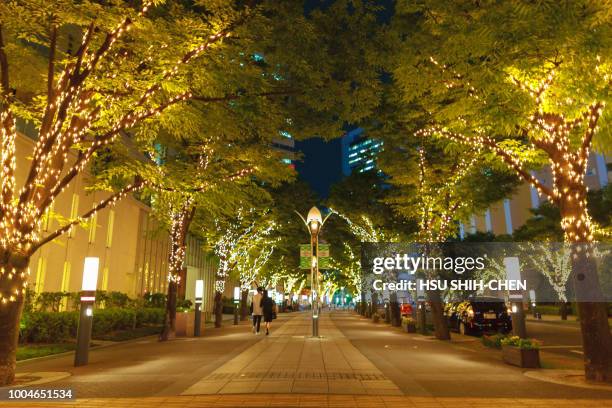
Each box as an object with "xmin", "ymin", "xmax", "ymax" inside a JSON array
[
  {"xmin": 427, "ymin": 290, "xmax": 450, "ymax": 340},
  {"xmin": 370, "ymin": 292, "xmax": 378, "ymax": 320},
  {"xmin": 214, "ymin": 291, "xmax": 224, "ymax": 328},
  {"xmin": 560, "ymin": 302, "xmax": 569, "ymax": 320},
  {"xmin": 240, "ymin": 289, "xmax": 248, "ymax": 321},
  {"xmin": 159, "ymin": 281, "xmax": 177, "ymax": 341},
  {"xmin": 360, "ymin": 292, "xmax": 367, "ymax": 316},
  {"xmin": 389, "ymin": 291, "xmax": 401, "ymax": 327},
  {"xmin": 160, "ymin": 203, "xmax": 194, "ymax": 341},
  {"xmin": 560, "ymin": 191, "xmax": 612, "ymax": 383},
  {"xmin": 0, "ymin": 255, "xmax": 29, "ymax": 386}
]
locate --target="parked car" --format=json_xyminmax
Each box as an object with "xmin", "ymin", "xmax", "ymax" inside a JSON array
[{"xmin": 445, "ymin": 297, "xmax": 512, "ymax": 335}]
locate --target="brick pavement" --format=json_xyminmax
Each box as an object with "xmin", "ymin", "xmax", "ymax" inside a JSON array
[
  {"xmin": 182, "ymin": 312, "xmax": 402, "ymax": 396},
  {"xmin": 0, "ymin": 394, "xmax": 605, "ymax": 407}
]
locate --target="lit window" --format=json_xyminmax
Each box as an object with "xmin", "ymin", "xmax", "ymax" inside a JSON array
[
  {"xmin": 69, "ymin": 194, "xmax": 79, "ymax": 238},
  {"xmin": 106, "ymin": 210, "xmax": 115, "ymax": 248}
]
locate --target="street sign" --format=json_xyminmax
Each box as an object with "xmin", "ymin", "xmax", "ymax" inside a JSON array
[{"xmin": 300, "ymin": 244, "xmax": 331, "ymax": 269}]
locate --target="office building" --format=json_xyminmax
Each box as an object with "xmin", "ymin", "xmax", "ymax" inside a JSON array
[{"xmin": 341, "ymin": 128, "xmax": 383, "ymax": 175}]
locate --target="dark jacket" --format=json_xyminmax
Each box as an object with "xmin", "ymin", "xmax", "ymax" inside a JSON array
[{"xmin": 261, "ymin": 296, "xmax": 274, "ymax": 320}]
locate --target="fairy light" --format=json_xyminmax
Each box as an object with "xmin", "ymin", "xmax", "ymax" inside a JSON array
[
  {"xmin": 420, "ymin": 56, "xmax": 606, "ymax": 245},
  {"xmin": 0, "ymin": 3, "xmax": 244, "ymax": 304},
  {"xmin": 236, "ymin": 220, "xmax": 277, "ymax": 290}
]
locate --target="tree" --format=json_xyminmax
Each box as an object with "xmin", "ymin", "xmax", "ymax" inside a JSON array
[
  {"xmin": 235, "ymin": 217, "xmax": 277, "ymax": 320},
  {"xmin": 325, "ymin": 170, "xmax": 410, "ymax": 323},
  {"xmin": 0, "ymin": 0, "xmax": 261, "ymax": 385},
  {"xmin": 391, "ymin": 0, "xmax": 612, "ymax": 381}
]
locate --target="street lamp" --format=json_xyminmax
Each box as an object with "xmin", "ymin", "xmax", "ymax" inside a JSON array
[
  {"xmin": 194, "ymin": 280, "xmax": 204, "ymax": 337},
  {"xmin": 296, "ymin": 206, "xmax": 331, "ymax": 337},
  {"xmin": 75, "ymin": 257, "xmax": 99, "ymax": 367},
  {"xmin": 233, "ymin": 286, "xmax": 240, "ymax": 325},
  {"xmin": 504, "ymin": 257, "xmax": 526, "ymax": 338}
]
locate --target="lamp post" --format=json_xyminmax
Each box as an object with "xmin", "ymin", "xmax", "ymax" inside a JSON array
[
  {"xmin": 504, "ymin": 257, "xmax": 527, "ymax": 338},
  {"xmin": 296, "ymin": 206, "xmax": 331, "ymax": 337},
  {"xmin": 194, "ymin": 280, "xmax": 204, "ymax": 337},
  {"xmin": 75, "ymin": 257, "xmax": 99, "ymax": 367},
  {"xmin": 233, "ymin": 286, "xmax": 240, "ymax": 325}
]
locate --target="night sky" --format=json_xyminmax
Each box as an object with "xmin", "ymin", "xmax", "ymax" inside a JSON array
[
  {"xmin": 295, "ymin": 137, "xmax": 343, "ymax": 199},
  {"xmin": 296, "ymin": 0, "xmax": 393, "ymax": 199}
]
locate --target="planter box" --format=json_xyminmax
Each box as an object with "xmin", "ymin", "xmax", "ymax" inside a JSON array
[
  {"xmin": 502, "ymin": 345, "xmax": 540, "ymax": 368},
  {"xmin": 175, "ymin": 311, "xmax": 205, "ymax": 337}
]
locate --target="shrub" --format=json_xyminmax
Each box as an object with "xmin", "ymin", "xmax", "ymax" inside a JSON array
[
  {"xmin": 482, "ymin": 333, "xmax": 506, "ymax": 349},
  {"xmin": 500, "ymin": 336, "xmax": 540, "ymax": 350},
  {"xmin": 36, "ymin": 292, "xmax": 68, "ymax": 312},
  {"xmin": 143, "ymin": 292, "xmax": 166, "ymax": 308},
  {"xmin": 19, "ymin": 307, "xmax": 165, "ymax": 343},
  {"xmin": 177, "ymin": 299, "xmax": 193, "ymax": 310},
  {"xmin": 20, "ymin": 311, "xmax": 78, "ymax": 343}
]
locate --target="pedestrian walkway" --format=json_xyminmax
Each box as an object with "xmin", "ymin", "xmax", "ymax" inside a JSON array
[
  {"xmin": 183, "ymin": 312, "xmax": 402, "ymax": 396},
  {"xmin": 1, "ymin": 394, "xmax": 604, "ymax": 407}
]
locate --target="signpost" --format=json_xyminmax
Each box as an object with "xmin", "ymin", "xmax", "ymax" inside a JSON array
[{"xmin": 300, "ymin": 244, "xmax": 330, "ymax": 269}]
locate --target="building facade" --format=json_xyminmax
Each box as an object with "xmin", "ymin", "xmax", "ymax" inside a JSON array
[
  {"xmin": 341, "ymin": 128, "xmax": 383, "ymax": 175},
  {"xmin": 459, "ymin": 153, "xmax": 611, "ymax": 238},
  {"xmin": 15, "ymin": 131, "xmax": 219, "ymax": 316}
]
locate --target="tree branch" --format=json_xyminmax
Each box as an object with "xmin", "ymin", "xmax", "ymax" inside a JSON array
[
  {"xmin": 30, "ymin": 178, "xmax": 144, "ymax": 253},
  {"xmin": 191, "ymin": 89, "xmax": 300, "ymax": 103},
  {"xmin": 422, "ymin": 127, "xmax": 556, "ymax": 199},
  {"xmin": 0, "ymin": 25, "xmax": 10, "ymax": 100}
]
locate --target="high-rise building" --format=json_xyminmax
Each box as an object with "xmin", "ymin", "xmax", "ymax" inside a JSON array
[
  {"xmin": 341, "ymin": 128, "xmax": 383, "ymax": 175},
  {"xmin": 273, "ymin": 130, "xmax": 297, "ymax": 170}
]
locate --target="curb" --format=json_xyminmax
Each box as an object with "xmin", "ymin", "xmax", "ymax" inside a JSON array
[{"xmin": 524, "ymin": 369, "xmax": 612, "ymax": 391}]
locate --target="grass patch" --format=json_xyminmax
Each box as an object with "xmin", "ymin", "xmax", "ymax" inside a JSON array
[
  {"xmin": 16, "ymin": 343, "xmax": 75, "ymax": 361},
  {"xmin": 93, "ymin": 325, "xmax": 162, "ymax": 341}
]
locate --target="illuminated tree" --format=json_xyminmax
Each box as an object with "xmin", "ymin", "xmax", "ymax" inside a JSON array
[
  {"xmin": 208, "ymin": 206, "xmax": 279, "ymax": 327},
  {"xmin": 392, "ymin": 0, "xmax": 612, "ymax": 381},
  {"xmin": 235, "ymin": 218, "xmax": 276, "ymax": 319},
  {"xmin": 0, "ymin": 0, "xmax": 254, "ymax": 385}
]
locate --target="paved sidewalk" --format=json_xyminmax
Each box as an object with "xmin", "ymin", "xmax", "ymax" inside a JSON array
[
  {"xmin": 0, "ymin": 394, "xmax": 605, "ymax": 407},
  {"xmin": 183, "ymin": 312, "xmax": 402, "ymax": 396}
]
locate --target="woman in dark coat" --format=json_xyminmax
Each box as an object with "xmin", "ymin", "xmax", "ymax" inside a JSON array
[{"xmin": 261, "ymin": 290, "xmax": 275, "ymax": 335}]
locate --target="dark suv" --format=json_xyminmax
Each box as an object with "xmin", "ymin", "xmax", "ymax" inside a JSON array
[{"xmin": 445, "ymin": 297, "xmax": 512, "ymax": 335}]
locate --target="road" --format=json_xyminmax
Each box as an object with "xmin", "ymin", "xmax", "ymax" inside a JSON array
[
  {"xmin": 526, "ymin": 319, "xmax": 585, "ymax": 359},
  {"xmin": 331, "ymin": 312, "xmax": 612, "ymax": 399}
]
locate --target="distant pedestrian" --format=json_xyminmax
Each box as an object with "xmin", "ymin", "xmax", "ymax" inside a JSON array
[
  {"xmin": 252, "ymin": 287, "xmax": 264, "ymax": 334},
  {"xmin": 261, "ymin": 290, "xmax": 275, "ymax": 335}
]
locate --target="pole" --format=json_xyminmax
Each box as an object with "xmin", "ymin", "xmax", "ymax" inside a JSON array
[
  {"xmin": 417, "ymin": 302, "xmax": 427, "ymax": 335},
  {"xmin": 311, "ymin": 232, "xmax": 319, "ymax": 337},
  {"xmin": 74, "ymin": 299, "xmax": 93, "ymax": 367},
  {"xmin": 512, "ymin": 302, "xmax": 527, "ymax": 338},
  {"xmin": 233, "ymin": 304, "xmax": 239, "ymax": 325},
  {"xmin": 194, "ymin": 302, "xmax": 202, "ymax": 337}
]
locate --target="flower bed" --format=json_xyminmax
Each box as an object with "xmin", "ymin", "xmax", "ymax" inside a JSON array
[{"xmin": 500, "ymin": 336, "xmax": 540, "ymax": 368}]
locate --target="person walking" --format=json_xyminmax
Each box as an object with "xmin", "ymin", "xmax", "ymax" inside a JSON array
[
  {"xmin": 252, "ymin": 287, "xmax": 264, "ymax": 335},
  {"xmin": 261, "ymin": 290, "xmax": 275, "ymax": 336}
]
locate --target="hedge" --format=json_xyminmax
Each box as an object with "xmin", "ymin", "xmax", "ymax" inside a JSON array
[{"xmin": 20, "ymin": 307, "xmax": 164, "ymax": 343}]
